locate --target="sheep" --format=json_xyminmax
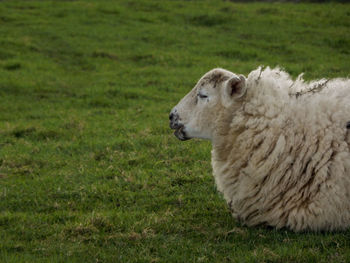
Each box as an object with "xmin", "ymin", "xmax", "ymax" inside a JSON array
[{"xmin": 169, "ymin": 67, "xmax": 350, "ymax": 232}]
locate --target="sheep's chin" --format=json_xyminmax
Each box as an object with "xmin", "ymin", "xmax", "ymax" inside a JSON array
[{"xmin": 174, "ymin": 126, "xmax": 190, "ymax": 141}]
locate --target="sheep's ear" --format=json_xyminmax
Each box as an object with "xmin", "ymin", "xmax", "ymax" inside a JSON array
[{"xmin": 225, "ymin": 75, "xmax": 246, "ymax": 100}]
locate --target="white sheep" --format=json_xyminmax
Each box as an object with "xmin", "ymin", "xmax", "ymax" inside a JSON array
[{"xmin": 169, "ymin": 67, "xmax": 350, "ymax": 232}]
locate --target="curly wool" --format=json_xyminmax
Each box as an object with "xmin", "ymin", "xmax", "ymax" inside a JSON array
[{"xmin": 211, "ymin": 67, "xmax": 350, "ymax": 231}]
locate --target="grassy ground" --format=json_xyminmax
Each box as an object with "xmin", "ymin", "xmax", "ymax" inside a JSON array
[{"xmin": 0, "ymin": 0, "xmax": 350, "ymax": 262}]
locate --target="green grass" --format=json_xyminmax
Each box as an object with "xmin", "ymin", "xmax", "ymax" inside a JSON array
[{"xmin": 0, "ymin": 0, "xmax": 350, "ymax": 262}]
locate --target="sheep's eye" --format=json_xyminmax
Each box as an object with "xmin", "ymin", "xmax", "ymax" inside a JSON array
[{"xmin": 197, "ymin": 93, "xmax": 208, "ymax": 99}]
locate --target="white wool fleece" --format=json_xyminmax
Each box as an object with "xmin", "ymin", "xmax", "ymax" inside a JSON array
[{"xmin": 211, "ymin": 67, "xmax": 350, "ymax": 231}]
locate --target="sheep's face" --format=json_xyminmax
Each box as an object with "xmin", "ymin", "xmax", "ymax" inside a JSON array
[{"xmin": 169, "ymin": 68, "xmax": 246, "ymax": 141}]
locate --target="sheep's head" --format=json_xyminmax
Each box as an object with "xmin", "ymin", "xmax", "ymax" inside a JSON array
[{"xmin": 169, "ymin": 68, "xmax": 246, "ymax": 141}]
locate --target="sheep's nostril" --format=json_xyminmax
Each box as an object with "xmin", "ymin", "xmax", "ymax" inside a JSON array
[{"xmin": 169, "ymin": 113, "xmax": 174, "ymax": 121}]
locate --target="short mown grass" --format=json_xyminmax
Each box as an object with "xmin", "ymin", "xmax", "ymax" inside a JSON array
[{"xmin": 0, "ymin": 1, "xmax": 350, "ymax": 262}]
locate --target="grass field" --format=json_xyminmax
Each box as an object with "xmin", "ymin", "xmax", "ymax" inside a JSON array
[{"xmin": 0, "ymin": 0, "xmax": 350, "ymax": 262}]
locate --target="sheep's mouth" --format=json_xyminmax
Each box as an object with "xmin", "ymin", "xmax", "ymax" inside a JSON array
[{"xmin": 173, "ymin": 125, "xmax": 190, "ymax": 141}]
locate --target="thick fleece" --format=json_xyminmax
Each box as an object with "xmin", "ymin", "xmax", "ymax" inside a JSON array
[{"xmin": 211, "ymin": 67, "xmax": 350, "ymax": 231}]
